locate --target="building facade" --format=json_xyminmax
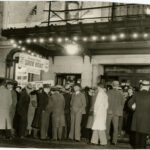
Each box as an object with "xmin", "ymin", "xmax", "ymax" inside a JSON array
[{"xmin": 1, "ymin": 1, "xmax": 150, "ymax": 87}]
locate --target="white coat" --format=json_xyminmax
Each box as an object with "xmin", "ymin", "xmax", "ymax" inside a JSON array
[
  {"xmin": 0, "ymin": 86, "xmax": 12, "ymax": 129},
  {"xmin": 92, "ymin": 88, "xmax": 108, "ymax": 130}
]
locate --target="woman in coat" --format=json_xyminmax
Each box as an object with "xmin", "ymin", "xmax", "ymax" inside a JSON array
[
  {"xmin": 91, "ymin": 83, "xmax": 108, "ymax": 146},
  {"xmin": 51, "ymin": 88, "xmax": 65, "ymax": 141}
]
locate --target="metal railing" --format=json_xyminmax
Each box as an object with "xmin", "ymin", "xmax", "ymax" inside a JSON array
[{"xmin": 42, "ymin": 2, "xmax": 149, "ymax": 26}]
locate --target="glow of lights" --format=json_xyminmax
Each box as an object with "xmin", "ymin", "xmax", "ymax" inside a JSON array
[
  {"xmin": 111, "ymin": 35, "xmax": 117, "ymax": 41},
  {"xmin": 21, "ymin": 47, "xmax": 25, "ymax": 51},
  {"xmin": 10, "ymin": 39, "xmax": 15, "ymax": 44},
  {"xmin": 31, "ymin": 52, "xmax": 34, "ymax": 56},
  {"xmin": 65, "ymin": 44, "xmax": 79, "ymax": 55},
  {"xmin": 49, "ymin": 37, "xmax": 53, "ymax": 42},
  {"xmin": 39, "ymin": 38, "xmax": 44, "ymax": 43},
  {"xmin": 33, "ymin": 39, "xmax": 37, "ymax": 43},
  {"xmin": 101, "ymin": 36, "xmax": 106, "ymax": 40},
  {"xmin": 83, "ymin": 37, "xmax": 88, "ymax": 42},
  {"xmin": 18, "ymin": 40, "xmax": 22, "ymax": 44},
  {"xmin": 91, "ymin": 36, "xmax": 98, "ymax": 41},
  {"xmin": 57, "ymin": 38, "xmax": 62, "ymax": 43},
  {"xmin": 13, "ymin": 44, "xmax": 17, "ymax": 48},
  {"xmin": 119, "ymin": 33, "xmax": 125, "ymax": 39},
  {"xmin": 28, "ymin": 50, "xmax": 31, "ymax": 53},
  {"xmin": 73, "ymin": 36, "xmax": 78, "ymax": 41},
  {"xmin": 17, "ymin": 46, "xmax": 21, "ymax": 49},
  {"xmin": 144, "ymin": 33, "xmax": 148, "ymax": 38},
  {"xmin": 132, "ymin": 33, "xmax": 138, "ymax": 39},
  {"xmin": 26, "ymin": 39, "xmax": 31, "ymax": 43},
  {"xmin": 65, "ymin": 37, "xmax": 69, "ymax": 42}
]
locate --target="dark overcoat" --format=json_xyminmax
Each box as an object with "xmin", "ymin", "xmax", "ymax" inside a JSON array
[
  {"xmin": 128, "ymin": 90, "xmax": 150, "ymax": 134},
  {"xmin": 17, "ymin": 89, "xmax": 30, "ymax": 117},
  {"xmin": 32, "ymin": 91, "xmax": 49, "ymax": 129}
]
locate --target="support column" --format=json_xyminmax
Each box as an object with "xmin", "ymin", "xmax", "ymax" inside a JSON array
[{"xmin": 92, "ymin": 64, "xmax": 104, "ymax": 87}]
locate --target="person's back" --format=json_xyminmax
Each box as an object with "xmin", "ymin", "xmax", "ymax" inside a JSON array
[
  {"xmin": 107, "ymin": 88, "xmax": 124, "ymax": 116},
  {"xmin": 0, "ymin": 86, "xmax": 12, "ymax": 109},
  {"xmin": 52, "ymin": 92, "xmax": 65, "ymax": 113},
  {"xmin": 130, "ymin": 90, "xmax": 150, "ymax": 133}
]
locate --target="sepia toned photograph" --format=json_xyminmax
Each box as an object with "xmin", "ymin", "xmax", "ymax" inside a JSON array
[{"xmin": 0, "ymin": 0, "xmax": 150, "ymax": 149}]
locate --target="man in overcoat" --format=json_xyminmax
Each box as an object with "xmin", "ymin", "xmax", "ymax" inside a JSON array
[
  {"xmin": 40, "ymin": 84, "xmax": 52, "ymax": 140},
  {"xmin": 128, "ymin": 80, "xmax": 150, "ymax": 149},
  {"xmin": 0, "ymin": 81, "xmax": 12, "ymax": 138},
  {"xmin": 106, "ymin": 80, "xmax": 124, "ymax": 145},
  {"xmin": 69, "ymin": 84, "xmax": 86, "ymax": 141}
]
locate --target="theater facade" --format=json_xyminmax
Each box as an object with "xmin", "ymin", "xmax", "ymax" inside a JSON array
[{"xmin": 1, "ymin": 1, "xmax": 150, "ymax": 88}]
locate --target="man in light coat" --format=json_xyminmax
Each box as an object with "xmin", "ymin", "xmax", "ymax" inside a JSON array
[
  {"xmin": 91, "ymin": 83, "xmax": 108, "ymax": 146},
  {"xmin": 0, "ymin": 81, "xmax": 12, "ymax": 138},
  {"xmin": 69, "ymin": 84, "xmax": 86, "ymax": 142}
]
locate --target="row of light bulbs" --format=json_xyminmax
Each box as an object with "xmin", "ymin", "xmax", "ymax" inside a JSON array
[
  {"xmin": 11, "ymin": 42, "xmax": 43, "ymax": 58},
  {"xmin": 10, "ymin": 32, "xmax": 150, "ymax": 45}
]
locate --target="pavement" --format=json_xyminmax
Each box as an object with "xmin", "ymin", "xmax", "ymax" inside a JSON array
[
  {"xmin": 0, "ymin": 136, "xmax": 149, "ymax": 149},
  {"xmin": 0, "ymin": 137, "xmax": 132, "ymax": 149}
]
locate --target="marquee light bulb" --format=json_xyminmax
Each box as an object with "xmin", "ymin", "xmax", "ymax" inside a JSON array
[
  {"xmin": 28, "ymin": 50, "xmax": 31, "ymax": 53},
  {"xmin": 39, "ymin": 38, "xmax": 44, "ymax": 43},
  {"xmin": 144, "ymin": 33, "xmax": 148, "ymax": 38},
  {"xmin": 57, "ymin": 38, "xmax": 62, "ymax": 43},
  {"xmin": 73, "ymin": 36, "xmax": 78, "ymax": 41},
  {"xmin": 18, "ymin": 40, "xmax": 22, "ymax": 44},
  {"xmin": 31, "ymin": 52, "xmax": 34, "ymax": 56},
  {"xmin": 65, "ymin": 37, "xmax": 69, "ymax": 42},
  {"xmin": 49, "ymin": 37, "xmax": 53, "ymax": 42},
  {"xmin": 33, "ymin": 39, "xmax": 37, "ymax": 43},
  {"xmin": 83, "ymin": 37, "xmax": 88, "ymax": 42},
  {"xmin": 26, "ymin": 39, "xmax": 31, "ymax": 43},
  {"xmin": 119, "ymin": 33, "xmax": 125, "ymax": 39},
  {"xmin": 91, "ymin": 36, "xmax": 98, "ymax": 41},
  {"xmin": 111, "ymin": 35, "xmax": 117, "ymax": 41},
  {"xmin": 21, "ymin": 47, "xmax": 25, "ymax": 51},
  {"xmin": 101, "ymin": 36, "xmax": 106, "ymax": 40},
  {"xmin": 10, "ymin": 39, "xmax": 15, "ymax": 44},
  {"xmin": 132, "ymin": 33, "xmax": 138, "ymax": 38},
  {"xmin": 13, "ymin": 44, "xmax": 17, "ymax": 48}
]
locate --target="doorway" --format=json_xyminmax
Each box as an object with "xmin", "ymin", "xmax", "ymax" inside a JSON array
[
  {"xmin": 103, "ymin": 65, "xmax": 150, "ymax": 87},
  {"xmin": 56, "ymin": 73, "xmax": 81, "ymax": 86}
]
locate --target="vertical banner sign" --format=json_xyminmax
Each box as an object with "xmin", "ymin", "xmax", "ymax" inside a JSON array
[{"xmin": 15, "ymin": 64, "xmax": 28, "ymax": 87}]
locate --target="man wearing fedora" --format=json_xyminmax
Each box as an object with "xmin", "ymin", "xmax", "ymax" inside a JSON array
[
  {"xmin": 128, "ymin": 80, "xmax": 150, "ymax": 149},
  {"xmin": 40, "ymin": 84, "xmax": 52, "ymax": 140},
  {"xmin": 69, "ymin": 84, "xmax": 86, "ymax": 142},
  {"xmin": 106, "ymin": 80, "xmax": 124, "ymax": 145}
]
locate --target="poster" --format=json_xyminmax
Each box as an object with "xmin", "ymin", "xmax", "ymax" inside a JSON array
[
  {"xmin": 19, "ymin": 53, "xmax": 49, "ymax": 74},
  {"xmin": 15, "ymin": 64, "xmax": 28, "ymax": 88},
  {"xmin": 30, "ymin": 80, "xmax": 55, "ymax": 90}
]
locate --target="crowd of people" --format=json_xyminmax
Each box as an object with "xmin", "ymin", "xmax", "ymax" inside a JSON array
[{"xmin": 0, "ymin": 79, "xmax": 150, "ymax": 149}]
